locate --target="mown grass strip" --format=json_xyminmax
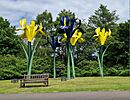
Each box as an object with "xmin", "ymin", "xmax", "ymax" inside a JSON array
[{"xmin": 0, "ymin": 77, "xmax": 129, "ymax": 94}]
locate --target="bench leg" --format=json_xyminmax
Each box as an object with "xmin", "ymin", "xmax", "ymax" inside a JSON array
[
  {"xmin": 20, "ymin": 80, "xmax": 25, "ymax": 87},
  {"xmin": 46, "ymin": 81, "xmax": 49, "ymax": 86},
  {"xmin": 23, "ymin": 83, "xmax": 25, "ymax": 87},
  {"xmin": 20, "ymin": 80, "xmax": 23, "ymax": 88},
  {"xmin": 43, "ymin": 82, "xmax": 47, "ymax": 87}
]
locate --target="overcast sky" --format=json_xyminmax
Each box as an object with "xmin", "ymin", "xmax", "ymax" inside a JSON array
[{"xmin": 0, "ymin": 0, "xmax": 129, "ymax": 27}]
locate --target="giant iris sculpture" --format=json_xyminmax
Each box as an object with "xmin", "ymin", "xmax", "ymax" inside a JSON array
[
  {"xmin": 17, "ymin": 18, "xmax": 46, "ymax": 75},
  {"xmin": 94, "ymin": 27, "xmax": 111, "ymax": 77},
  {"xmin": 48, "ymin": 36, "xmax": 61, "ymax": 79},
  {"xmin": 59, "ymin": 16, "xmax": 84, "ymax": 79}
]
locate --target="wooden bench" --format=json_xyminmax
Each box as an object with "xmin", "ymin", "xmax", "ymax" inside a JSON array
[{"xmin": 20, "ymin": 73, "xmax": 49, "ymax": 87}]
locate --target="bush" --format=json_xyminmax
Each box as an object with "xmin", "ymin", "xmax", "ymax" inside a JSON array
[
  {"xmin": 0, "ymin": 55, "xmax": 26, "ymax": 79},
  {"xmin": 106, "ymin": 68, "xmax": 119, "ymax": 76},
  {"xmin": 0, "ymin": 68, "xmax": 21, "ymax": 79},
  {"xmin": 76, "ymin": 60, "xmax": 99, "ymax": 77},
  {"xmin": 119, "ymin": 70, "xmax": 130, "ymax": 76},
  {"xmin": 0, "ymin": 54, "xmax": 129, "ymax": 80}
]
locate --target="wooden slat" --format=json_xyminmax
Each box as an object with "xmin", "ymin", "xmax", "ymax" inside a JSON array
[{"xmin": 20, "ymin": 73, "xmax": 49, "ymax": 87}]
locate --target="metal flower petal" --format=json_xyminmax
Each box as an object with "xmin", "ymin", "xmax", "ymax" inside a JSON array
[
  {"xmin": 55, "ymin": 36, "xmax": 61, "ymax": 47},
  {"xmin": 36, "ymin": 23, "xmax": 46, "ymax": 36},
  {"xmin": 50, "ymin": 36, "xmax": 61, "ymax": 50},
  {"xmin": 94, "ymin": 27, "xmax": 100, "ymax": 37},
  {"xmin": 20, "ymin": 18, "xmax": 26, "ymax": 28},
  {"xmin": 61, "ymin": 33, "xmax": 67, "ymax": 42},
  {"xmin": 94, "ymin": 27, "xmax": 112, "ymax": 45},
  {"xmin": 77, "ymin": 38, "xmax": 85, "ymax": 43},
  {"xmin": 70, "ymin": 30, "xmax": 84, "ymax": 46},
  {"xmin": 26, "ymin": 20, "xmax": 38, "ymax": 42},
  {"xmin": 17, "ymin": 18, "xmax": 46, "ymax": 42},
  {"xmin": 58, "ymin": 16, "xmax": 69, "ymax": 34},
  {"xmin": 60, "ymin": 16, "xmax": 69, "ymax": 26}
]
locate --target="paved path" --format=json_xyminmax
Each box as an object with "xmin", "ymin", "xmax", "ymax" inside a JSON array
[{"xmin": 0, "ymin": 91, "xmax": 130, "ymax": 100}]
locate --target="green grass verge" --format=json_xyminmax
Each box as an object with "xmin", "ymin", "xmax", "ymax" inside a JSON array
[{"xmin": 0, "ymin": 77, "xmax": 130, "ymax": 94}]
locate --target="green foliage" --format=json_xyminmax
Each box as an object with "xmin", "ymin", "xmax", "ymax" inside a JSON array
[
  {"xmin": 32, "ymin": 56, "xmax": 52, "ymax": 74},
  {"xmin": 88, "ymin": 4, "xmax": 119, "ymax": 30},
  {"xmin": 55, "ymin": 9, "xmax": 75, "ymax": 28},
  {"xmin": 36, "ymin": 10, "xmax": 54, "ymax": 34},
  {"xmin": 0, "ymin": 54, "xmax": 129, "ymax": 80},
  {"xmin": 35, "ymin": 10, "xmax": 53, "ymax": 57},
  {"xmin": 0, "ymin": 6, "xmax": 129, "ymax": 79},
  {"xmin": 0, "ymin": 55, "xmax": 26, "ymax": 79},
  {"xmin": 85, "ymin": 4, "xmax": 129, "ymax": 76},
  {"xmin": 76, "ymin": 60, "xmax": 99, "ymax": 77},
  {"xmin": 105, "ymin": 20, "xmax": 130, "ymax": 68},
  {"xmin": 0, "ymin": 17, "xmax": 21, "ymax": 55},
  {"xmin": 87, "ymin": 4, "xmax": 119, "ymax": 48}
]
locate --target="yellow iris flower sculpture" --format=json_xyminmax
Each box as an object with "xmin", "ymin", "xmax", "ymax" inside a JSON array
[
  {"xmin": 17, "ymin": 18, "xmax": 46, "ymax": 42},
  {"xmin": 62, "ymin": 29, "xmax": 84, "ymax": 46},
  {"xmin": 17, "ymin": 18, "xmax": 46, "ymax": 75},
  {"xmin": 94, "ymin": 27, "xmax": 112, "ymax": 77},
  {"xmin": 94, "ymin": 27, "xmax": 111, "ymax": 45}
]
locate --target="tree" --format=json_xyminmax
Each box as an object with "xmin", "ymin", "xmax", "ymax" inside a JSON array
[
  {"xmin": 36, "ymin": 10, "xmax": 54, "ymax": 56},
  {"xmin": 54, "ymin": 9, "xmax": 75, "ymax": 31},
  {"xmin": 87, "ymin": 4, "xmax": 119, "ymax": 57},
  {"xmin": 88, "ymin": 4, "xmax": 119, "ymax": 30},
  {"xmin": 36, "ymin": 10, "xmax": 58, "ymax": 78},
  {"xmin": 36, "ymin": 10, "xmax": 54, "ymax": 35},
  {"xmin": 0, "ymin": 17, "xmax": 21, "ymax": 55},
  {"xmin": 106, "ymin": 20, "xmax": 130, "ymax": 67},
  {"xmin": 87, "ymin": 4, "xmax": 119, "ymax": 45},
  {"xmin": 86, "ymin": 4, "xmax": 119, "ymax": 76}
]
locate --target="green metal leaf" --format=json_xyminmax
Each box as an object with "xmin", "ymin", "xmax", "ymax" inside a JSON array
[
  {"xmin": 18, "ymin": 39, "xmax": 28, "ymax": 60},
  {"xmin": 28, "ymin": 38, "xmax": 41, "ymax": 75}
]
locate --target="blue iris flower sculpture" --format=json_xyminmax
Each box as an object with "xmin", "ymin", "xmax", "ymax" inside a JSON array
[
  {"xmin": 48, "ymin": 36, "xmax": 61, "ymax": 79},
  {"xmin": 58, "ymin": 16, "xmax": 83, "ymax": 79},
  {"xmin": 50, "ymin": 36, "xmax": 61, "ymax": 50}
]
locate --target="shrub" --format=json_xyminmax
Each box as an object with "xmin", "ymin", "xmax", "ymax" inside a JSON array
[
  {"xmin": 0, "ymin": 55, "xmax": 26, "ymax": 79},
  {"xmin": 0, "ymin": 54, "xmax": 129, "ymax": 79},
  {"xmin": 76, "ymin": 60, "xmax": 99, "ymax": 77}
]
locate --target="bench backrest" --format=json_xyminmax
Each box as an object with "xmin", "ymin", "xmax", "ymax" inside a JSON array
[{"xmin": 23, "ymin": 73, "xmax": 49, "ymax": 80}]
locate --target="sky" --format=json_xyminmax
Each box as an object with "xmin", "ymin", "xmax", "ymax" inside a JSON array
[{"xmin": 0, "ymin": 0, "xmax": 129, "ymax": 27}]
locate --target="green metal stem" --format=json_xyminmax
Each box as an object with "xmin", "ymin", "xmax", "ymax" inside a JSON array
[
  {"xmin": 94, "ymin": 47, "xmax": 103, "ymax": 77},
  {"xmin": 102, "ymin": 43, "xmax": 111, "ymax": 63},
  {"xmin": 27, "ymin": 42, "xmax": 32, "ymax": 75},
  {"xmin": 28, "ymin": 38, "xmax": 41, "ymax": 75},
  {"xmin": 67, "ymin": 39, "xmax": 71, "ymax": 80},
  {"xmin": 18, "ymin": 39, "xmax": 28, "ymax": 61},
  {"xmin": 96, "ymin": 44, "xmax": 111, "ymax": 77},
  {"xmin": 53, "ymin": 50, "xmax": 56, "ymax": 79},
  {"xmin": 70, "ymin": 47, "xmax": 75, "ymax": 78},
  {"xmin": 18, "ymin": 39, "xmax": 28, "ymax": 73},
  {"xmin": 97, "ymin": 52, "xmax": 104, "ymax": 77},
  {"xmin": 100, "ymin": 46, "xmax": 104, "ymax": 77}
]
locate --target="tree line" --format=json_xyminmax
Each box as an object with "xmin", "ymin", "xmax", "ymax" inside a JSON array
[{"xmin": 0, "ymin": 4, "xmax": 129, "ymax": 79}]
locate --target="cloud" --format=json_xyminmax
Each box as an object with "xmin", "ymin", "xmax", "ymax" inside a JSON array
[{"xmin": 0, "ymin": 0, "xmax": 129, "ymax": 26}]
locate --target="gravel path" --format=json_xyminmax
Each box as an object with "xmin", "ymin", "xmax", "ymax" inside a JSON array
[{"xmin": 0, "ymin": 91, "xmax": 130, "ymax": 100}]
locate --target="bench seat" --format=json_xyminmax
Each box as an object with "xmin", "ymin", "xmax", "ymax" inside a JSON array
[{"xmin": 20, "ymin": 73, "xmax": 49, "ymax": 87}]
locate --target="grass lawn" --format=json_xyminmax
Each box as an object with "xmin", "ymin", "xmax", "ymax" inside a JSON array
[{"xmin": 0, "ymin": 77, "xmax": 130, "ymax": 94}]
